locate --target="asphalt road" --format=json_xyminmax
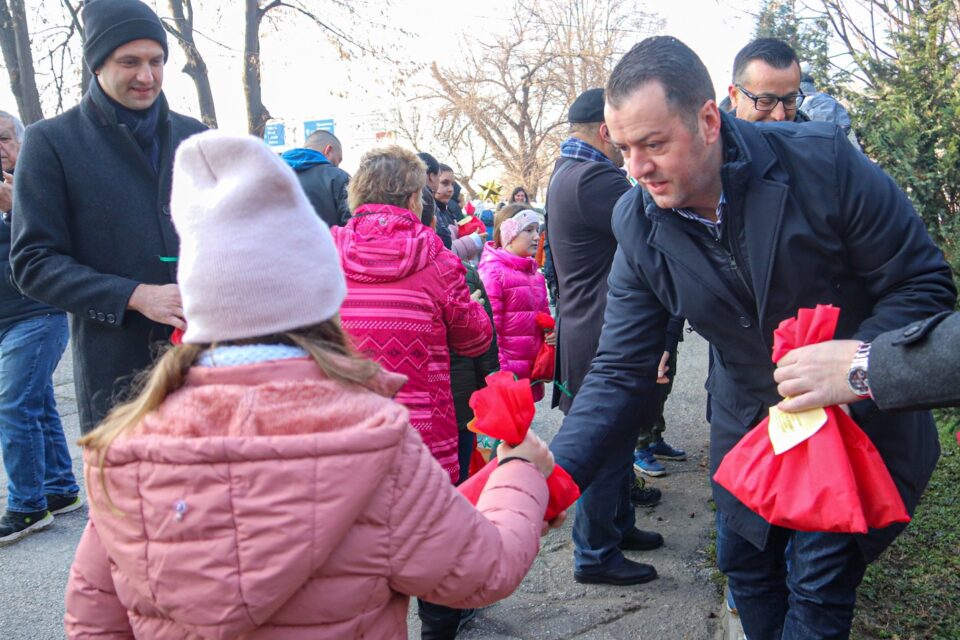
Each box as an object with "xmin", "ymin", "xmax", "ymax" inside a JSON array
[{"xmin": 0, "ymin": 331, "xmax": 724, "ymax": 640}]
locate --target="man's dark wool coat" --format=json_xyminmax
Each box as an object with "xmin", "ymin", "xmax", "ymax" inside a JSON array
[
  {"xmin": 550, "ymin": 111, "xmax": 956, "ymax": 562},
  {"xmin": 11, "ymin": 86, "xmax": 206, "ymax": 434}
]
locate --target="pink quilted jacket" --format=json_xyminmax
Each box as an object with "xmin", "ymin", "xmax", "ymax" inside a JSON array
[
  {"xmin": 478, "ymin": 243, "xmax": 550, "ymax": 400},
  {"xmin": 331, "ymin": 205, "xmax": 492, "ymax": 482},
  {"xmin": 65, "ymin": 358, "xmax": 549, "ymax": 640}
]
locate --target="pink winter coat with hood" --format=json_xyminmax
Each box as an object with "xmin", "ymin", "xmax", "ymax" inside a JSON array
[
  {"xmin": 331, "ymin": 205, "xmax": 492, "ymax": 482},
  {"xmin": 478, "ymin": 243, "xmax": 550, "ymax": 400},
  {"xmin": 65, "ymin": 358, "xmax": 549, "ymax": 639}
]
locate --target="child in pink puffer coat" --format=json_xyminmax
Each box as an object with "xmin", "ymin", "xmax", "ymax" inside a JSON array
[
  {"xmin": 478, "ymin": 204, "xmax": 555, "ymax": 401},
  {"xmin": 64, "ymin": 134, "xmax": 556, "ymax": 640}
]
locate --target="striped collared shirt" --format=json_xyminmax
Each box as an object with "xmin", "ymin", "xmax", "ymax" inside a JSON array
[{"xmin": 674, "ymin": 193, "xmax": 726, "ymax": 239}]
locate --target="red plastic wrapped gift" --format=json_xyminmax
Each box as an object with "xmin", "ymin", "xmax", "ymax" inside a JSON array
[
  {"xmin": 530, "ymin": 312, "xmax": 556, "ymax": 382},
  {"xmin": 457, "ymin": 214, "xmax": 486, "ymax": 238},
  {"xmin": 460, "ymin": 457, "xmax": 580, "ymax": 522},
  {"xmin": 460, "ymin": 372, "xmax": 580, "ymax": 520},
  {"xmin": 467, "ymin": 371, "xmax": 534, "ymax": 445},
  {"xmin": 713, "ymin": 305, "xmax": 909, "ymax": 534},
  {"xmin": 170, "ymin": 327, "xmax": 184, "ymax": 345}
]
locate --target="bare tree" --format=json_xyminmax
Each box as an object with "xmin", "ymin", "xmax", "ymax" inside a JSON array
[
  {"xmin": 243, "ymin": 0, "xmax": 397, "ymax": 137},
  {"xmin": 402, "ymin": 0, "xmax": 661, "ymax": 198},
  {"xmin": 394, "ymin": 105, "xmax": 495, "ymax": 198},
  {"xmin": 163, "ymin": 0, "xmax": 217, "ymax": 127},
  {"xmin": 0, "ymin": 0, "xmax": 43, "ymax": 122}
]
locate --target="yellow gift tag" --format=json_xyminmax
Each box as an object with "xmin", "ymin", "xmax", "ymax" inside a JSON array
[{"xmin": 768, "ymin": 404, "xmax": 828, "ymax": 455}]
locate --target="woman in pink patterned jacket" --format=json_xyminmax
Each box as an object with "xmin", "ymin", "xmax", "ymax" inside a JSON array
[
  {"xmin": 479, "ymin": 204, "xmax": 555, "ymax": 402},
  {"xmin": 331, "ymin": 147, "xmax": 493, "ymax": 483}
]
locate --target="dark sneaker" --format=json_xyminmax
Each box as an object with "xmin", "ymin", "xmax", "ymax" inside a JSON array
[
  {"xmin": 0, "ymin": 509, "xmax": 54, "ymax": 545},
  {"xmin": 630, "ymin": 477, "xmax": 662, "ymax": 508},
  {"xmin": 650, "ymin": 439, "xmax": 687, "ymax": 461},
  {"xmin": 574, "ymin": 558, "xmax": 658, "ymax": 585},
  {"xmin": 619, "ymin": 527, "xmax": 664, "ymax": 551},
  {"xmin": 46, "ymin": 494, "xmax": 83, "ymax": 516},
  {"xmin": 633, "ymin": 447, "xmax": 667, "ymax": 476}
]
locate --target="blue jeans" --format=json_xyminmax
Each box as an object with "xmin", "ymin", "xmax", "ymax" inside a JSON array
[
  {"xmin": 0, "ymin": 313, "xmax": 77, "ymax": 513},
  {"xmin": 572, "ymin": 448, "xmax": 635, "ymax": 572},
  {"xmin": 716, "ymin": 512, "xmax": 867, "ymax": 639}
]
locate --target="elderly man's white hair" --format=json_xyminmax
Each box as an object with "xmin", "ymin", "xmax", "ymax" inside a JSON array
[{"xmin": 0, "ymin": 111, "xmax": 25, "ymax": 142}]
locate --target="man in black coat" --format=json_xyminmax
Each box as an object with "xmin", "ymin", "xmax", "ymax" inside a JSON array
[
  {"xmin": 11, "ymin": 0, "xmax": 206, "ymax": 434},
  {"xmin": 546, "ymin": 88, "xmax": 666, "ymax": 586},
  {"xmin": 550, "ymin": 36, "xmax": 955, "ymax": 638},
  {"xmin": 281, "ymin": 129, "xmax": 351, "ymax": 228},
  {"xmin": 775, "ymin": 310, "xmax": 960, "ymax": 412}
]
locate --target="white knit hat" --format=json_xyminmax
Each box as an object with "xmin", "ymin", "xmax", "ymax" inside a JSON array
[{"xmin": 171, "ymin": 131, "xmax": 346, "ymax": 344}]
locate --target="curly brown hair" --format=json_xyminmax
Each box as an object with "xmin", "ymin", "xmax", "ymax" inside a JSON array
[{"xmin": 348, "ymin": 146, "xmax": 427, "ymax": 213}]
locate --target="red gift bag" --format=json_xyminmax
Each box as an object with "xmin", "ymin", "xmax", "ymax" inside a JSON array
[
  {"xmin": 713, "ymin": 304, "xmax": 909, "ymax": 534},
  {"xmin": 460, "ymin": 372, "xmax": 580, "ymax": 520},
  {"xmin": 530, "ymin": 312, "xmax": 556, "ymax": 382},
  {"xmin": 457, "ymin": 214, "xmax": 486, "ymax": 238}
]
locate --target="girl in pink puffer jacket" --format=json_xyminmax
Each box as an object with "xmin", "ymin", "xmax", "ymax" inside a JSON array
[
  {"xmin": 64, "ymin": 135, "xmax": 555, "ymax": 640},
  {"xmin": 478, "ymin": 205, "xmax": 555, "ymax": 401}
]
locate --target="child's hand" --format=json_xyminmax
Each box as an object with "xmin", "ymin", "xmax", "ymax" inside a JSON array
[
  {"xmin": 470, "ymin": 289, "xmax": 485, "ymax": 306},
  {"xmin": 545, "ymin": 331, "xmax": 557, "ymax": 346},
  {"xmin": 498, "ymin": 430, "xmax": 554, "ymax": 478}
]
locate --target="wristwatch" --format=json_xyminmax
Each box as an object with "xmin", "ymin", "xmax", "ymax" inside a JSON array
[{"xmin": 847, "ymin": 342, "xmax": 872, "ymax": 398}]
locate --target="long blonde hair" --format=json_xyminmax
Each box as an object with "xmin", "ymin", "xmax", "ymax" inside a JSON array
[{"xmin": 80, "ymin": 318, "xmax": 381, "ymax": 510}]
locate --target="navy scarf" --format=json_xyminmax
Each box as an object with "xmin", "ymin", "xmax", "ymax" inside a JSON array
[{"xmin": 95, "ymin": 80, "xmax": 163, "ymax": 172}]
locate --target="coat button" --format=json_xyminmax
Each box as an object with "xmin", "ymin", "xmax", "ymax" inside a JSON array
[
  {"xmin": 161, "ymin": 205, "xmax": 171, "ymax": 216},
  {"xmin": 903, "ymin": 324, "xmax": 921, "ymax": 337},
  {"xmin": 738, "ymin": 316, "xmax": 751, "ymax": 328},
  {"xmin": 87, "ymin": 309, "xmax": 96, "ymax": 319},
  {"xmin": 106, "ymin": 314, "xmax": 116, "ymax": 324},
  {"xmin": 97, "ymin": 312, "xmax": 105, "ymax": 322}
]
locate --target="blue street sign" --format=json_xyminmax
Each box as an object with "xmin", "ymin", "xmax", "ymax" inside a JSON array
[
  {"xmin": 264, "ymin": 122, "xmax": 286, "ymax": 147},
  {"xmin": 304, "ymin": 118, "xmax": 335, "ymax": 141}
]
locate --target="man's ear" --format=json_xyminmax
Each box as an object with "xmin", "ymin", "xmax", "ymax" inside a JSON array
[
  {"xmin": 727, "ymin": 84, "xmax": 738, "ymax": 110},
  {"xmin": 701, "ymin": 100, "xmax": 722, "ymax": 145}
]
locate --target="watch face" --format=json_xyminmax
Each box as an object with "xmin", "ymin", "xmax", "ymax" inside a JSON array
[{"xmin": 848, "ymin": 367, "xmax": 870, "ymax": 395}]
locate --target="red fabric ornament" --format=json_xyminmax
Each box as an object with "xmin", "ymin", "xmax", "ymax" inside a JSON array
[
  {"xmin": 460, "ymin": 371, "xmax": 581, "ymax": 520},
  {"xmin": 170, "ymin": 327, "xmax": 184, "ymax": 345},
  {"xmin": 713, "ymin": 304, "xmax": 909, "ymax": 533}
]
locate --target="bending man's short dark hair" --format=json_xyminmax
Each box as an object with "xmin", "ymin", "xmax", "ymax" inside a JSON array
[
  {"xmin": 417, "ymin": 152, "xmax": 440, "ymax": 175},
  {"xmin": 732, "ymin": 38, "xmax": 799, "ymax": 84},
  {"xmin": 606, "ymin": 36, "xmax": 714, "ymax": 129},
  {"xmin": 305, "ymin": 129, "xmax": 341, "ymax": 153}
]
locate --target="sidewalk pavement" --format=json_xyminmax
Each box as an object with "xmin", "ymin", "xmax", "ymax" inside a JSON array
[{"xmin": 0, "ymin": 333, "xmax": 741, "ymax": 640}]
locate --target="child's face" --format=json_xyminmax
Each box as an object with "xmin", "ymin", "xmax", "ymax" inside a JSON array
[{"xmin": 506, "ymin": 224, "xmax": 539, "ymax": 257}]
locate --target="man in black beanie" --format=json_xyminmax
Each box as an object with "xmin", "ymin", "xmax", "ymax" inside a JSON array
[{"xmin": 11, "ymin": 0, "xmax": 206, "ymax": 434}]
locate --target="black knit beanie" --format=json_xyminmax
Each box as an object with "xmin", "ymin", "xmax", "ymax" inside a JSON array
[{"xmin": 82, "ymin": 0, "xmax": 168, "ymax": 72}]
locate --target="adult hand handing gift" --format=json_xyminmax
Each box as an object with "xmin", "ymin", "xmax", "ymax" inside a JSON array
[{"xmin": 713, "ymin": 305, "xmax": 909, "ymax": 534}]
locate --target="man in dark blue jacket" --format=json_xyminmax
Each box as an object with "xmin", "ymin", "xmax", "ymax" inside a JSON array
[
  {"xmin": 0, "ymin": 111, "xmax": 80, "ymax": 546},
  {"xmin": 281, "ymin": 129, "xmax": 351, "ymax": 228},
  {"xmin": 550, "ymin": 36, "xmax": 955, "ymax": 638}
]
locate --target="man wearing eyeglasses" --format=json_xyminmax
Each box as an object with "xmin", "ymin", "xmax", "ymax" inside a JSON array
[{"xmin": 728, "ymin": 38, "xmax": 806, "ymax": 123}]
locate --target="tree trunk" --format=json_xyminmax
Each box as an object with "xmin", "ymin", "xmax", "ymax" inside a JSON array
[
  {"xmin": 243, "ymin": 0, "xmax": 271, "ymax": 138},
  {"xmin": 0, "ymin": 0, "xmax": 43, "ymax": 123},
  {"xmin": 167, "ymin": 0, "xmax": 217, "ymax": 128}
]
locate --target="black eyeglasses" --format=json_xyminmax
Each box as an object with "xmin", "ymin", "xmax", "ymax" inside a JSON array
[{"xmin": 735, "ymin": 84, "xmax": 805, "ymax": 111}]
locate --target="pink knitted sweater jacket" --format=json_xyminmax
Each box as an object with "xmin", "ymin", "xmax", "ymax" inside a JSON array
[
  {"xmin": 64, "ymin": 358, "xmax": 549, "ymax": 639},
  {"xmin": 331, "ymin": 205, "xmax": 492, "ymax": 482}
]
